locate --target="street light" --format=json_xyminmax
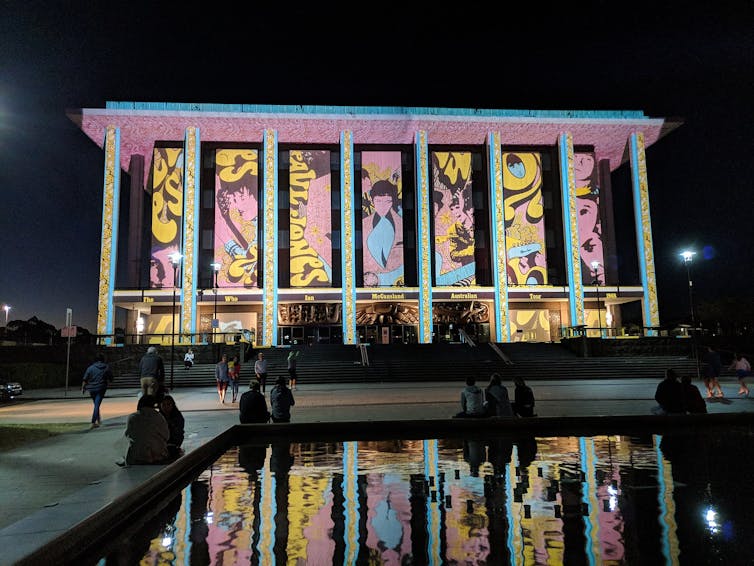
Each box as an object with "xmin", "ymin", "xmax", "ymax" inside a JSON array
[
  {"xmin": 2, "ymin": 304, "xmax": 10, "ymax": 326},
  {"xmin": 169, "ymin": 252, "xmax": 183, "ymax": 391},
  {"xmin": 591, "ymin": 261, "xmax": 602, "ymax": 337},
  {"xmin": 680, "ymin": 250, "xmax": 696, "ymax": 325},
  {"xmin": 211, "ymin": 261, "xmax": 221, "ymax": 343}
]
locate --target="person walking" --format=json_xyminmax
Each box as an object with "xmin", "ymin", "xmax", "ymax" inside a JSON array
[
  {"xmin": 139, "ymin": 346, "xmax": 165, "ymax": 399},
  {"xmin": 229, "ymin": 355, "xmax": 242, "ymax": 403},
  {"xmin": 453, "ymin": 376, "xmax": 486, "ymax": 418},
  {"xmin": 703, "ymin": 346, "xmax": 724, "ymax": 398},
  {"xmin": 215, "ymin": 353, "xmax": 230, "ymax": 403},
  {"xmin": 254, "ymin": 352, "xmax": 268, "ymax": 393},
  {"xmin": 81, "ymin": 353, "xmax": 114, "ymax": 429},
  {"xmin": 484, "ymin": 372, "xmax": 513, "ymax": 417},
  {"xmin": 287, "ymin": 349, "xmax": 300, "ymax": 390},
  {"xmin": 239, "ymin": 381, "xmax": 271, "ymax": 423},
  {"xmin": 270, "ymin": 376, "xmax": 296, "ymax": 423},
  {"xmin": 511, "ymin": 376, "xmax": 536, "ymax": 417},
  {"xmin": 651, "ymin": 369, "xmax": 684, "ymax": 415},
  {"xmin": 160, "ymin": 395, "xmax": 185, "ymax": 459},
  {"xmin": 183, "ymin": 348, "xmax": 195, "ymax": 370},
  {"xmin": 729, "ymin": 353, "xmax": 751, "ymax": 397}
]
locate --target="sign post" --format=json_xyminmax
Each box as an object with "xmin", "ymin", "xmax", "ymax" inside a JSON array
[{"xmin": 64, "ymin": 308, "xmax": 72, "ymax": 396}]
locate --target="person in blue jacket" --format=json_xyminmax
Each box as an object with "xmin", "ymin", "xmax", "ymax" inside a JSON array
[{"xmin": 81, "ymin": 353, "xmax": 114, "ymax": 429}]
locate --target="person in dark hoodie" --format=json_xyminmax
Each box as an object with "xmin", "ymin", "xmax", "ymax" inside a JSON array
[{"xmin": 81, "ymin": 353, "xmax": 114, "ymax": 429}]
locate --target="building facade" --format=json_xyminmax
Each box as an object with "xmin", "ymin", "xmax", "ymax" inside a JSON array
[{"xmin": 70, "ymin": 102, "xmax": 680, "ymax": 346}]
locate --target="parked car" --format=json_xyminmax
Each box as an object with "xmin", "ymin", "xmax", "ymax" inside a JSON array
[{"xmin": 0, "ymin": 379, "xmax": 23, "ymax": 402}]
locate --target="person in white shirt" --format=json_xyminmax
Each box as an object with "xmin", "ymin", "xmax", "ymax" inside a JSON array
[
  {"xmin": 254, "ymin": 352, "xmax": 268, "ymax": 393},
  {"xmin": 183, "ymin": 348, "xmax": 195, "ymax": 370}
]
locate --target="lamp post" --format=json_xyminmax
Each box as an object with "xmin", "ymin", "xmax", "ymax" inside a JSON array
[
  {"xmin": 680, "ymin": 250, "xmax": 695, "ymax": 325},
  {"xmin": 2, "ymin": 304, "xmax": 10, "ymax": 326},
  {"xmin": 591, "ymin": 261, "xmax": 602, "ymax": 337},
  {"xmin": 169, "ymin": 252, "xmax": 183, "ymax": 391},
  {"xmin": 211, "ymin": 262, "xmax": 221, "ymax": 343}
]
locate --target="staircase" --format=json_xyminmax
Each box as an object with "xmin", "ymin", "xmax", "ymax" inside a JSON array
[{"xmin": 110, "ymin": 341, "xmax": 712, "ymax": 388}]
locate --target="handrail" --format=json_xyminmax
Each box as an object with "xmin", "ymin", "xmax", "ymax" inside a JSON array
[
  {"xmin": 458, "ymin": 328, "xmax": 476, "ymax": 347},
  {"xmin": 359, "ymin": 343, "xmax": 370, "ymax": 367}
]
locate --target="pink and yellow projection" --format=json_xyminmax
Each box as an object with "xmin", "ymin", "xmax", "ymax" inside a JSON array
[
  {"xmin": 432, "ymin": 151, "xmax": 476, "ymax": 285},
  {"xmin": 575, "ymin": 152, "xmax": 605, "ymax": 284},
  {"xmin": 502, "ymin": 152, "xmax": 548, "ymax": 285},
  {"xmin": 214, "ymin": 149, "xmax": 259, "ymax": 288},
  {"xmin": 361, "ymin": 151, "xmax": 404, "ymax": 286},
  {"xmin": 150, "ymin": 148, "xmax": 184, "ymax": 289},
  {"xmin": 289, "ymin": 150, "xmax": 332, "ymax": 287}
]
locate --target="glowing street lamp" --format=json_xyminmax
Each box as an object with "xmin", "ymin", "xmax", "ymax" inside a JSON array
[
  {"xmin": 680, "ymin": 250, "xmax": 696, "ymax": 324},
  {"xmin": 211, "ymin": 262, "xmax": 221, "ymax": 343},
  {"xmin": 2, "ymin": 304, "xmax": 10, "ymax": 326},
  {"xmin": 169, "ymin": 252, "xmax": 183, "ymax": 391}
]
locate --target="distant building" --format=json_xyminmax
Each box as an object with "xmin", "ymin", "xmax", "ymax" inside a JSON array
[{"xmin": 70, "ymin": 102, "xmax": 680, "ymax": 346}]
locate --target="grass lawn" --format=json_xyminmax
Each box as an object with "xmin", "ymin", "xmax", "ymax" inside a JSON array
[{"xmin": 0, "ymin": 423, "xmax": 88, "ymax": 452}]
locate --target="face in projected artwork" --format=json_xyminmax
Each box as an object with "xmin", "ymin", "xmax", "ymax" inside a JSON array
[
  {"xmin": 574, "ymin": 152, "xmax": 604, "ymax": 283},
  {"xmin": 362, "ymin": 178, "xmax": 404, "ymax": 286}
]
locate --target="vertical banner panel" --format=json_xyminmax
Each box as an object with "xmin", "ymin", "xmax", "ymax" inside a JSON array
[
  {"xmin": 361, "ymin": 151, "xmax": 404, "ymax": 286},
  {"xmin": 431, "ymin": 151, "xmax": 476, "ymax": 285},
  {"xmin": 575, "ymin": 152, "xmax": 605, "ymax": 284},
  {"xmin": 150, "ymin": 148, "xmax": 184, "ymax": 289},
  {"xmin": 214, "ymin": 149, "xmax": 260, "ymax": 288},
  {"xmin": 501, "ymin": 152, "xmax": 548, "ymax": 285},
  {"xmin": 289, "ymin": 149, "xmax": 332, "ymax": 287}
]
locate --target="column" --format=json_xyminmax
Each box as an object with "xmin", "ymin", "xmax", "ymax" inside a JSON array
[
  {"xmin": 340, "ymin": 131, "xmax": 357, "ymax": 344},
  {"xmin": 558, "ymin": 133, "xmax": 585, "ymax": 327},
  {"xmin": 415, "ymin": 131, "xmax": 433, "ymax": 343},
  {"xmin": 262, "ymin": 129, "xmax": 279, "ymax": 346},
  {"xmin": 488, "ymin": 132, "xmax": 510, "ymax": 342},
  {"xmin": 629, "ymin": 132, "xmax": 660, "ymax": 332},
  {"xmin": 181, "ymin": 126, "xmax": 201, "ymax": 341},
  {"xmin": 96, "ymin": 126, "xmax": 121, "ymax": 344}
]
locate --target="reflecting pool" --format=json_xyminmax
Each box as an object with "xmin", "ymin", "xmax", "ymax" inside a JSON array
[{"xmin": 99, "ymin": 429, "xmax": 754, "ymax": 564}]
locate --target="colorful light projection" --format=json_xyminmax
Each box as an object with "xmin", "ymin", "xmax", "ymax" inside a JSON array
[
  {"xmin": 150, "ymin": 148, "xmax": 184, "ymax": 289},
  {"xmin": 289, "ymin": 149, "xmax": 332, "ymax": 287},
  {"xmin": 502, "ymin": 152, "xmax": 548, "ymax": 285},
  {"xmin": 361, "ymin": 151, "xmax": 404, "ymax": 286},
  {"xmin": 575, "ymin": 152, "xmax": 605, "ymax": 284},
  {"xmin": 432, "ymin": 151, "xmax": 476, "ymax": 286},
  {"xmin": 214, "ymin": 149, "xmax": 259, "ymax": 288}
]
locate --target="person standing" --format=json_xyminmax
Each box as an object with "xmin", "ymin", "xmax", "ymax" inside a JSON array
[
  {"xmin": 254, "ymin": 352, "xmax": 268, "ymax": 393},
  {"xmin": 270, "ymin": 376, "xmax": 296, "ymax": 423},
  {"xmin": 729, "ymin": 353, "xmax": 751, "ymax": 397},
  {"xmin": 160, "ymin": 395, "xmax": 185, "ymax": 459},
  {"xmin": 484, "ymin": 372, "xmax": 513, "ymax": 417},
  {"xmin": 453, "ymin": 376, "xmax": 486, "ymax": 418},
  {"xmin": 139, "ymin": 346, "xmax": 165, "ymax": 399},
  {"xmin": 229, "ymin": 355, "xmax": 242, "ymax": 403},
  {"xmin": 81, "ymin": 353, "xmax": 114, "ymax": 429},
  {"xmin": 287, "ymin": 349, "xmax": 300, "ymax": 390},
  {"xmin": 215, "ymin": 353, "xmax": 230, "ymax": 403},
  {"xmin": 239, "ymin": 381, "xmax": 270, "ymax": 423},
  {"xmin": 703, "ymin": 346, "xmax": 724, "ymax": 398},
  {"xmin": 511, "ymin": 376, "xmax": 536, "ymax": 417},
  {"xmin": 184, "ymin": 348, "xmax": 195, "ymax": 370}
]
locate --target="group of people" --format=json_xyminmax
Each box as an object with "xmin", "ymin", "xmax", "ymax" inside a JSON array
[
  {"xmin": 652, "ymin": 368, "xmax": 708, "ymax": 415},
  {"xmin": 214, "ymin": 353, "xmax": 242, "ymax": 403},
  {"xmin": 453, "ymin": 374, "xmax": 535, "ymax": 419}
]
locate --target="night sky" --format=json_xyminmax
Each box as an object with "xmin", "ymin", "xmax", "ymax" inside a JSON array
[{"xmin": 1, "ymin": 2, "xmax": 752, "ymax": 332}]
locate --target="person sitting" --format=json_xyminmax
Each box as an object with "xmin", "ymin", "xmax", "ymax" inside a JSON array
[
  {"xmin": 511, "ymin": 376, "xmax": 536, "ymax": 417},
  {"xmin": 453, "ymin": 376, "xmax": 487, "ymax": 418},
  {"xmin": 183, "ymin": 348, "xmax": 194, "ymax": 370},
  {"xmin": 160, "ymin": 395, "xmax": 185, "ymax": 458},
  {"xmin": 651, "ymin": 369, "xmax": 684, "ymax": 415},
  {"xmin": 122, "ymin": 395, "xmax": 171, "ymax": 466},
  {"xmin": 484, "ymin": 373, "xmax": 514, "ymax": 417},
  {"xmin": 270, "ymin": 376, "xmax": 296, "ymax": 423},
  {"xmin": 239, "ymin": 381, "xmax": 271, "ymax": 423},
  {"xmin": 681, "ymin": 374, "xmax": 707, "ymax": 414}
]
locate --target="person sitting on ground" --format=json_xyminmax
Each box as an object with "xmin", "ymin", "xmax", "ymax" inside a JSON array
[
  {"xmin": 160, "ymin": 395, "xmax": 185, "ymax": 458},
  {"xmin": 184, "ymin": 348, "xmax": 195, "ymax": 370},
  {"xmin": 239, "ymin": 381, "xmax": 271, "ymax": 423},
  {"xmin": 453, "ymin": 376, "xmax": 487, "ymax": 418},
  {"xmin": 122, "ymin": 395, "xmax": 170, "ymax": 466},
  {"xmin": 511, "ymin": 376, "xmax": 536, "ymax": 417},
  {"xmin": 651, "ymin": 369, "xmax": 684, "ymax": 415},
  {"xmin": 680, "ymin": 374, "xmax": 707, "ymax": 414},
  {"xmin": 270, "ymin": 376, "xmax": 296, "ymax": 423},
  {"xmin": 484, "ymin": 372, "xmax": 514, "ymax": 417}
]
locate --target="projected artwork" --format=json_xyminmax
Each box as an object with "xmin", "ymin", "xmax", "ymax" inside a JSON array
[
  {"xmin": 214, "ymin": 149, "xmax": 259, "ymax": 288},
  {"xmin": 289, "ymin": 149, "xmax": 332, "ymax": 287},
  {"xmin": 502, "ymin": 152, "xmax": 548, "ymax": 285},
  {"xmin": 361, "ymin": 151, "xmax": 404, "ymax": 286},
  {"xmin": 150, "ymin": 148, "xmax": 184, "ymax": 289},
  {"xmin": 432, "ymin": 151, "xmax": 476, "ymax": 286},
  {"xmin": 575, "ymin": 152, "xmax": 605, "ymax": 284}
]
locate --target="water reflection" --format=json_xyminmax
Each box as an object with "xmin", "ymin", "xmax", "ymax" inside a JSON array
[{"xmin": 101, "ymin": 429, "xmax": 754, "ymax": 564}]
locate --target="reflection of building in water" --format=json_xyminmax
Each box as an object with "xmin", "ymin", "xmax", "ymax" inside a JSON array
[
  {"xmin": 129, "ymin": 434, "xmax": 702, "ymax": 564},
  {"xmin": 75, "ymin": 103, "xmax": 680, "ymax": 345}
]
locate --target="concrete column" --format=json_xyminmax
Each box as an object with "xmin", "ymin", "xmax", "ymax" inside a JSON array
[
  {"xmin": 340, "ymin": 131, "xmax": 357, "ymax": 344},
  {"xmin": 181, "ymin": 126, "xmax": 201, "ymax": 341},
  {"xmin": 415, "ymin": 131, "xmax": 433, "ymax": 344},
  {"xmin": 261, "ymin": 129, "xmax": 279, "ymax": 346},
  {"xmin": 487, "ymin": 132, "xmax": 510, "ymax": 342}
]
